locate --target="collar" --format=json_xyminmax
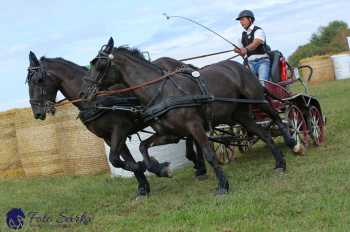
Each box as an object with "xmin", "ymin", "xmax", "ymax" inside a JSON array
[{"xmin": 244, "ymin": 23, "xmax": 255, "ymax": 33}]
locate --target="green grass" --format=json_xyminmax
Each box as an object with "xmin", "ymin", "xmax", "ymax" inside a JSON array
[{"xmin": 1, "ymin": 79, "xmax": 350, "ymax": 232}]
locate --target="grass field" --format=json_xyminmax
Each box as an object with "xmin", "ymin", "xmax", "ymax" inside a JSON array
[{"xmin": 1, "ymin": 79, "xmax": 350, "ymax": 232}]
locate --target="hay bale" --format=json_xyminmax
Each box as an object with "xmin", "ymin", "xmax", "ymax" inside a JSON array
[
  {"xmin": 299, "ymin": 55, "xmax": 335, "ymax": 84},
  {"xmin": 15, "ymin": 108, "xmax": 64, "ymax": 177},
  {"xmin": 2, "ymin": 105, "xmax": 108, "ymax": 177},
  {"xmin": 55, "ymin": 105, "xmax": 108, "ymax": 176},
  {"xmin": 0, "ymin": 110, "xmax": 25, "ymax": 177}
]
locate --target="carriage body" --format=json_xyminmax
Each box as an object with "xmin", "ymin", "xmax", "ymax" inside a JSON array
[{"xmin": 211, "ymin": 57, "xmax": 326, "ymax": 164}]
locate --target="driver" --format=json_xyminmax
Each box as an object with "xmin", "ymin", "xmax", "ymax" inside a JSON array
[{"xmin": 234, "ymin": 10, "xmax": 270, "ymax": 85}]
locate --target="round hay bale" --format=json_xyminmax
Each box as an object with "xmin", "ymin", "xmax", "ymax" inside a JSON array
[
  {"xmin": 0, "ymin": 109, "xmax": 25, "ymax": 177},
  {"xmin": 299, "ymin": 55, "xmax": 335, "ymax": 84},
  {"xmin": 55, "ymin": 105, "xmax": 108, "ymax": 176},
  {"xmin": 15, "ymin": 108, "xmax": 64, "ymax": 177}
]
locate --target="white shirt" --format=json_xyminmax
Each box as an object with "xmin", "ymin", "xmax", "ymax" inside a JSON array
[{"xmin": 237, "ymin": 24, "xmax": 269, "ymax": 61}]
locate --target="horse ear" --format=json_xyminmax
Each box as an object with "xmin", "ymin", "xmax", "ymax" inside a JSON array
[
  {"xmin": 29, "ymin": 51, "xmax": 40, "ymax": 66},
  {"xmin": 108, "ymin": 37, "xmax": 114, "ymax": 47},
  {"xmin": 105, "ymin": 37, "xmax": 114, "ymax": 53}
]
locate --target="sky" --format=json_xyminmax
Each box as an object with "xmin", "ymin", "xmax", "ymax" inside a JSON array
[{"xmin": 1, "ymin": 0, "xmax": 350, "ymax": 111}]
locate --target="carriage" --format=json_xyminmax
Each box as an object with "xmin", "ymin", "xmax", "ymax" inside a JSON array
[{"xmin": 209, "ymin": 51, "xmax": 326, "ymax": 164}]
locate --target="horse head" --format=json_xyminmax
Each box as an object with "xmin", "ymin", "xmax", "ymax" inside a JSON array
[
  {"xmin": 80, "ymin": 37, "xmax": 117, "ymax": 101},
  {"xmin": 26, "ymin": 51, "xmax": 58, "ymax": 120}
]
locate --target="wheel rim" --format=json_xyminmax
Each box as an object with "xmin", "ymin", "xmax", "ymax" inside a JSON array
[
  {"xmin": 210, "ymin": 127, "xmax": 235, "ymax": 164},
  {"xmin": 308, "ymin": 106, "xmax": 325, "ymax": 145},
  {"xmin": 238, "ymin": 128, "xmax": 251, "ymax": 153},
  {"xmin": 287, "ymin": 106, "xmax": 309, "ymax": 147}
]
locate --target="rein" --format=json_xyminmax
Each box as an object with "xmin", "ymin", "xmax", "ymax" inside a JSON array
[
  {"xmin": 54, "ymin": 97, "xmax": 85, "ymax": 107},
  {"xmin": 97, "ymin": 66, "xmax": 186, "ymax": 96},
  {"xmin": 53, "ymin": 66, "xmax": 186, "ymax": 107}
]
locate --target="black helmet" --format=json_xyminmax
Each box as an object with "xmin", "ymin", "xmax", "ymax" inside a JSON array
[{"xmin": 235, "ymin": 10, "xmax": 255, "ymax": 21}]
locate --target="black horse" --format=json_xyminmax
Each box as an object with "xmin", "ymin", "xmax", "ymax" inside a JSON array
[
  {"xmin": 80, "ymin": 38, "xmax": 304, "ymax": 195},
  {"xmin": 26, "ymin": 51, "xmax": 206, "ymax": 198}
]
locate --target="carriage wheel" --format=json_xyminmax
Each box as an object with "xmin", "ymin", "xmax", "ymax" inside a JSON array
[
  {"xmin": 287, "ymin": 105, "xmax": 309, "ymax": 149},
  {"xmin": 210, "ymin": 127, "xmax": 235, "ymax": 165},
  {"xmin": 239, "ymin": 144, "xmax": 251, "ymax": 154},
  {"xmin": 307, "ymin": 106, "xmax": 325, "ymax": 146},
  {"xmin": 238, "ymin": 127, "xmax": 253, "ymax": 154}
]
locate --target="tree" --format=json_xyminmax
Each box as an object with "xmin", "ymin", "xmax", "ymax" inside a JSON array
[{"xmin": 288, "ymin": 20, "xmax": 350, "ymax": 66}]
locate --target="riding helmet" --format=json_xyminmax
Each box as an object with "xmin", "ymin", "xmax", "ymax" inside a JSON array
[{"xmin": 235, "ymin": 10, "xmax": 255, "ymax": 21}]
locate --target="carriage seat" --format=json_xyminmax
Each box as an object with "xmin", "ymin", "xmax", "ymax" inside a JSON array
[{"xmin": 268, "ymin": 50, "xmax": 283, "ymax": 83}]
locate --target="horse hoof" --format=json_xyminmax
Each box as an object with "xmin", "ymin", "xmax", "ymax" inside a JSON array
[
  {"xmin": 293, "ymin": 143, "xmax": 305, "ymax": 155},
  {"xmin": 135, "ymin": 187, "xmax": 149, "ymax": 200},
  {"xmin": 215, "ymin": 181, "xmax": 229, "ymax": 195},
  {"xmin": 138, "ymin": 186, "xmax": 149, "ymax": 194},
  {"xmin": 215, "ymin": 187, "xmax": 229, "ymax": 196},
  {"xmin": 135, "ymin": 194, "xmax": 148, "ymax": 201},
  {"xmin": 160, "ymin": 163, "xmax": 172, "ymax": 178},
  {"xmin": 275, "ymin": 160, "xmax": 286, "ymax": 172},
  {"xmin": 148, "ymin": 158, "xmax": 169, "ymax": 177},
  {"xmin": 194, "ymin": 174, "xmax": 208, "ymax": 181},
  {"xmin": 274, "ymin": 167, "xmax": 285, "ymax": 173}
]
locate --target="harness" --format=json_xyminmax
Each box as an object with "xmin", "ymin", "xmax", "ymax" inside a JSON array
[
  {"xmin": 84, "ymin": 48, "xmax": 269, "ymax": 127},
  {"xmin": 78, "ymin": 96, "xmax": 142, "ymax": 124},
  {"xmin": 90, "ymin": 70, "xmax": 268, "ymax": 127},
  {"xmin": 141, "ymin": 70, "xmax": 212, "ymax": 128},
  {"xmin": 141, "ymin": 71, "xmax": 268, "ymax": 124}
]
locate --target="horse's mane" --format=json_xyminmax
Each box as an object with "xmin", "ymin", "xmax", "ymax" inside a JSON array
[
  {"xmin": 114, "ymin": 46, "xmax": 148, "ymax": 62},
  {"xmin": 40, "ymin": 57, "xmax": 89, "ymax": 72},
  {"xmin": 113, "ymin": 46, "xmax": 169, "ymax": 74}
]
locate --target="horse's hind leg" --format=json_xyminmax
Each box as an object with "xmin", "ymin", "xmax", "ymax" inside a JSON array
[
  {"xmin": 187, "ymin": 121, "xmax": 229, "ymax": 195},
  {"xmin": 139, "ymin": 134, "xmax": 180, "ymax": 177},
  {"xmin": 186, "ymin": 137, "xmax": 207, "ymax": 179},
  {"xmin": 234, "ymin": 111, "xmax": 286, "ymax": 172},
  {"xmin": 257, "ymin": 103, "xmax": 304, "ymax": 154}
]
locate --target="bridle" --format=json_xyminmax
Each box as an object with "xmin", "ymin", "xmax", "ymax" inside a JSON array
[
  {"xmin": 27, "ymin": 65, "xmax": 56, "ymax": 114},
  {"xmin": 84, "ymin": 45, "xmax": 114, "ymax": 95}
]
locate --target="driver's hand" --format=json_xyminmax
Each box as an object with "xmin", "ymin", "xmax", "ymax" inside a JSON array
[{"xmin": 234, "ymin": 48, "xmax": 241, "ymax": 54}]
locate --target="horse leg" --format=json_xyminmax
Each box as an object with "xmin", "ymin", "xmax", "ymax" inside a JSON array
[
  {"xmin": 187, "ymin": 121, "xmax": 229, "ymax": 195},
  {"xmin": 193, "ymin": 140, "xmax": 208, "ymax": 179},
  {"xmin": 106, "ymin": 132, "xmax": 149, "ymax": 197},
  {"xmin": 119, "ymin": 145, "xmax": 150, "ymax": 197},
  {"xmin": 139, "ymin": 134, "xmax": 180, "ymax": 177},
  {"xmin": 257, "ymin": 103, "xmax": 304, "ymax": 154},
  {"xmin": 108, "ymin": 128, "xmax": 145, "ymax": 173},
  {"xmin": 234, "ymin": 111, "xmax": 286, "ymax": 172},
  {"xmin": 185, "ymin": 137, "xmax": 207, "ymax": 180}
]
